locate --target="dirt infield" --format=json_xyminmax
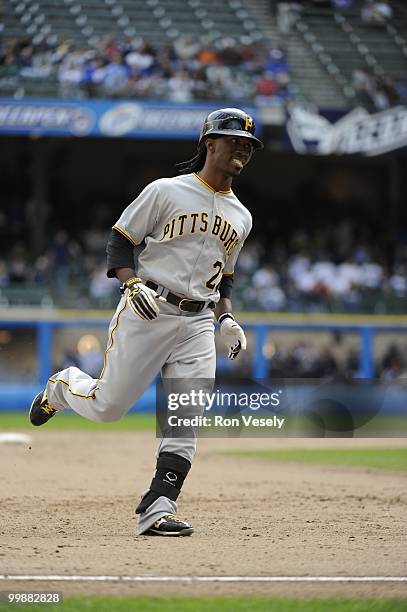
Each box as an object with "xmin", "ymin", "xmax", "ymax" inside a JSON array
[{"xmin": 1, "ymin": 432, "xmax": 406, "ymax": 598}]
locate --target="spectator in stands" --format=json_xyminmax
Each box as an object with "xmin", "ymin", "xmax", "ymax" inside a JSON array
[
  {"xmin": 50, "ymin": 35, "xmax": 72, "ymax": 64},
  {"xmin": 32, "ymin": 255, "xmax": 52, "ymax": 287},
  {"xmin": 276, "ymin": 2, "xmax": 304, "ymax": 34},
  {"xmin": 167, "ymin": 68, "xmax": 194, "ymax": 102},
  {"xmin": 361, "ymin": 0, "xmax": 393, "ymax": 26},
  {"xmin": 352, "ymin": 66, "xmax": 399, "ymax": 110},
  {"xmin": 376, "ymin": 74, "xmax": 399, "ymax": 108},
  {"xmin": 240, "ymin": 40, "xmax": 265, "ymax": 72},
  {"xmin": 8, "ymin": 242, "xmax": 29, "ymax": 284},
  {"xmin": 226, "ymin": 72, "xmax": 256, "ymax": 103},
  {"xmin": 263, "ymin": 46, "xmax": 289, "ymax": 77},
  {"xmin": 18, "ymin": 44, "xmax": 52, "ymax": 79},
  {"xmin": 352, "ymin": 67, "xmax": 376, "ymax": 105},
  {"xmin": 217, "ymin": 38, "xmax": 243, "ymax": 66},
  {"xmin": 379, "ymin": 343, "xmax": 406, "ymax": 380},
  {"xmin": 124, "ymin": 39, "xmax": 156, "ymax": 76},
  {"xmin": 98, "ymin": 34, "xmax": 120, "ymax": 61},
  {"xmin": 255, "ymin": 71, "xmax": 280, "ymax": 104},
  {"xmin": 389, "ymin": 264, "xmax": 407, "ymax": 296},
  {"xmin": 81, "ymin": 56, "xmax": 106, "ymax": 98},
  {"xmin": 252, "ymin": 264, "xmax": 287, "ymax": 310},
  {"xmin": 173, "ymin": 34, "xmax": 200, "ymax": 62},
  {"xmin": 102, "ymin": 52, "xmax": 130, "ymax": 96},
  {"xmin": 205, "ymin": 61, "xmax": 233, "ymax": 91},
  {"xmin": 196, "ymin": 41, "xmax": 218, "ymax": 66},
  {"xmin": 48, "ymin": 230, "xmax": 72, "ymax": 294},
  {"xmin": 58, "ymin": 52, "xmax": 85, "ymax": 98}
]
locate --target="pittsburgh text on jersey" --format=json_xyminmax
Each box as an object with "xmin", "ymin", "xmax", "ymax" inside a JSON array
[{"xmin": 160, "ymin": 213, "xmax": 239, "ymax": 256}]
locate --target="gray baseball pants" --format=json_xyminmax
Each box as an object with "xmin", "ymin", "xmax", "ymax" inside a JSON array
[{"xmin": 46, "ymin": 295, "xmax": 216, "ymax": 534}]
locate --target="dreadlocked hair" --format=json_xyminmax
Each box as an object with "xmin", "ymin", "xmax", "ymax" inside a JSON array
[{"xmin": 176, "ymin": 142, "xmax": 207, "ymax": 175}]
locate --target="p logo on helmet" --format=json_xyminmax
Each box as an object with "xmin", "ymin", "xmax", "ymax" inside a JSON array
[{"xmin": 244, "ymin": 115, "xmax": 253, "ymax": 132}]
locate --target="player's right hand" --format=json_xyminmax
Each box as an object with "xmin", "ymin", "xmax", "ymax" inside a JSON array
[
  {"xmin": 219, "ymin": 313, "xmax": 247, "ymax": 360},
  {"xmin": 123, "ymin": 277, "xmax": 166, "ymax": 321}
]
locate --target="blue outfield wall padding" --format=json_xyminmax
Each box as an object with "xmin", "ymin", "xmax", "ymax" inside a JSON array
[
  {"xmin": 0, "ymin": 384, "xmax": 156, "ymax": 413},
  {"xmin": 2, "ymin": 318, "xmax": 407, "ymax": 415}
]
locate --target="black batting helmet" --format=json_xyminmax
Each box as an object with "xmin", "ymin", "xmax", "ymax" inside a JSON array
[{"xmin": 199, "ymin": 107, "xmax": 264, "ymax": 150}]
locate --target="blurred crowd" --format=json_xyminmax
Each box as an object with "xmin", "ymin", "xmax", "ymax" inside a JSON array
[
  {"xmin": 0, "ymin": 33, "xmax": 293, "ymax": 105},
  {"xmin": 219, "ymin": 329, "xmax": 406, "ymax": 381},
  {"xmin": 233, "ymin": 220, "xmax": 407, "ymax": 313},
  {"xmin": 1, "ymin": 219, "xmax": 406, "ymax": 313},
  {"xmin": 241, "ymin": 337, "xmax": 406, "ymax": 380},
  {"xmin": 0, "ymin": 227, "xmax": 119, "ymax": 308},
  {"xmin": 1, "ymin": 0, "xmax": 402, "ymax": 109}
]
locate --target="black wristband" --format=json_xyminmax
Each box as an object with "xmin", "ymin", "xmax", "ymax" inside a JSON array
[{"xmin": 218, "ymin": 312, "xmax": 235, "ymax": 325}]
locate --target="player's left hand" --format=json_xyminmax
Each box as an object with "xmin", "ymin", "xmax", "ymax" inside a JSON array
[
  {"xmin": 219, "ymin": 314, "xmax": 247, "ymax": 360},
  {"xmin": 123, "ymin": 277, "xmax": 166, "ymax": 321}
]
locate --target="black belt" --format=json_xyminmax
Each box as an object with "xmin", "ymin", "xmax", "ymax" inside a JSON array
[{"xmin": 146, "ymin": 281, "xmax": 213, "ymax": 313}]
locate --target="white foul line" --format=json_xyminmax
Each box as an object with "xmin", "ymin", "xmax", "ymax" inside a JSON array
[{"xmin": 0, "ymin": 576, "xmax": 406, "ymax": 583}]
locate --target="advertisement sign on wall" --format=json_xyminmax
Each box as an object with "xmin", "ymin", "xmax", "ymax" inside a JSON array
[
  {"xmin": 286, "ymin": 105, "xmax": 407, "ymax": 156},
  {"xmin": 0, "ymin": 99, "xmax": 260, "ymax": 140}
]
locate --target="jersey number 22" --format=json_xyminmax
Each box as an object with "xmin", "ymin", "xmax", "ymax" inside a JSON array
[{"xmin": 206, "ymin": 260, "xmax": 224, "ymax": 291}]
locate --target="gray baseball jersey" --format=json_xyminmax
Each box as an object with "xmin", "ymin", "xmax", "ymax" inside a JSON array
[{"xmin": 113, "ymin": 172, "xmax": 252, "ymax": 301}]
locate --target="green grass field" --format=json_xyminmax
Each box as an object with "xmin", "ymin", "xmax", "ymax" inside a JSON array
[
  {"xmin": 225, "ymin": 448, "xmax": 407, "ymax": 471},
  {"xmin": 0, "ymin": 597, "xmax": 406, "ymax": 612},
  {"xmin": 0, "ymin": 412, "xmax": 156, "ymax": 431},
  {"xmin": 1, "ymin": 411, "xmax": 406, "ymax": 436},
  {"xmin": 1, "ymin": 412, "xmax": 406, "ymax": 471}
]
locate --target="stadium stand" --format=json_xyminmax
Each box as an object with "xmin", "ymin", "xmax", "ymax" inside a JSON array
[
  {"xmin": 1, "ymin": 0, "xmax": 294, "ymax": 103},
  {"xmin": 294, "ymin": 0, "xmax": 407, "ymax": 108},
  {"xmin": 1, "ymin": 0, "xmax": 406, "ymax": 107},
  {"xmin": 248, "ymin": 0, "xmax": 350, "ymax": 107},
  {"xmin": 0, "ymin": 1, "xmax": 405, "ymax": 314}
]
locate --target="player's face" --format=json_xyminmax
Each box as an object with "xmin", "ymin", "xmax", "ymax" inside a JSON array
[{"xmin": 208, "ymin": 136, "xmax": 254, "ymax": 176}]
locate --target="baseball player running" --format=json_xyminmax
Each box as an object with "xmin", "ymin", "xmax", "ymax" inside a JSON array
[{"xmin": 29, "ymin": 108, "xmax": 263, "ymax": 536}]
